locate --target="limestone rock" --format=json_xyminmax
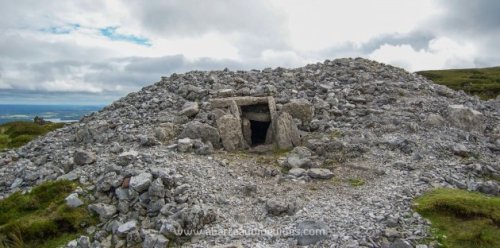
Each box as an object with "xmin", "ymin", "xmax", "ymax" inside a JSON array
[
  {"xmin": 295, "ymin": 220, "xmax": 329, "ymax": 245},
  {"xmin": 179, "ymin": 205, "xmax": 217, "ymax": 231},
  {"xmin": 65, "ymin": 193, "xmax": 84, "ymax": 208},
  {"xmin": 116, "ymin": 150, "xmax": 138, "ymax": 166},
  {"xmin": 477, "ymin": 181, "xmax": 499, "ymax": 195},
  {"xmin": 241, "ymin": 118, "xmax": 252, "ymax": 146},
  {"xmin": 288, "ymin": 168, "xmax": 306, "ymax": 177},
  {"xmin": 265, "ymin": 199, "xmax": 298, "ymax": 216},
  {"xmin": 177, "ymin": 138, "xmax": 193, "ymax": 153},
  {"xmin": 286, "ymin": 146, "xmax": 313, "ymax": 168},
  {"xmin": 88, "ymin": 203, "xmax": 117, "ymax": 221},
  {"xmin": 452, "ymin": 144, "xmax": 469, "ymax": 157},
  {"xmin": 390, "ymin": 239, "xmax": 412, "ymax": 248},
  {"xmin": 143, "ymin": 230, "xmax": 169, "ymax": 248},
  {"xmin": 179, "ymin": 121, "xmax": 221, "ymax": 148},
  {"xmin": 75, "ymin": 126, "xmax": 93, "ymax": 143},
  {"xmin": 148, "ymin": 178, "xmax": 165, "ymax": 198},
  {"xmin": 117, "ymin": 220, "xmax": 137, "ymax": 237},
  {"xmin": 154, "ymin": 123, "xmax": 177, "ymax": 142},
  {"xmin": 73, "ymin": 150, "xmax": 96, "ymax": 165},
  {"xmin": 216, "ymin": 115, "xmax": 245, "ymax": 151},
  {"xmin": 307, "ymin": 168, "xmax": 334, "ymax": 179},
  {"xmin": 425, "ymin": 113, "xmax": 445, "ymax": 127},
  {"xmin": 282, "ymin": 99, "xmax": 314, "ymax": 122},
  {"xmin": 179, "ymin": 101, "xmax": 199, "ymax": 117},
  {"xmin": 129, "ymin": 172, "xmax": 152, "ymax": 192},
  {"xmin": 275, "ymin": 112, "xmax": 301, "ymax": 149},
  {"xmin": 447, "ymin": 104, "xmax": 485, "ymax": 132}
]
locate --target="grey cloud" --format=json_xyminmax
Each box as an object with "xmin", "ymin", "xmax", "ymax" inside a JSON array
[
  {"xmin": 0, "ymin": 90, "xmax": 116, "ymax": 105},
  {"xmin": 0, "ymin": 33, "xmax": 111, "ymax": 61},
  {"xmin": 127, "ymin": 0, "xmax": 290, "ymax": 55},
  {"xmin": 0, "ymin": 1, "xmax": 102, "ymax": 29},
  {"xmin": 313, "ymin": 30, "xmax": 436, "ymax": 62},
  {"xmin": 435, "ymin": 0, "xmax": 500, "ymax": 34},
  {"xmin": 0, "ymin": 54, "xmax": 256, "ymax": 104},
  {"xmin": 129, "ymin": 0, "xmax": 286, "ymax": 36},
  {"xmin": 359, "ymin": 30, "xmax": 435, "ymax": 53}
]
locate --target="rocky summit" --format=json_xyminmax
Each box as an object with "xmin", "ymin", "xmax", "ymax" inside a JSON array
[{"xmin": 0, "ymin": 58, "xmax": 499, "ymax": 247}]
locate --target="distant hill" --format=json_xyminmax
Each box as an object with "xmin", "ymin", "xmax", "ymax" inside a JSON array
[{"xmin": 416, "ymin": 67, "xmax": 500, "ymax": 99}]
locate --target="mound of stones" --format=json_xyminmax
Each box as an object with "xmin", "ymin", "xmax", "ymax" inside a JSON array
[{"xmin": 0, "ymin": 58, "xmax": 498, "ymax": 247}]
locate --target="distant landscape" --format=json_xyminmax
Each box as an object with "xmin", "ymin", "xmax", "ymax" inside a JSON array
[
  {"xmin": 0, "ymin": 105, "xmax": 103, "ymax": 124},
  {"xmin": 417, "ymin": 66, "xmax": 500, "ymax": 100}
]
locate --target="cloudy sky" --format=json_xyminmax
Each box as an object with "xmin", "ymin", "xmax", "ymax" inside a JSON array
[{"xmin": 0, "ymin": 0, "xmax": 498, "ymax": 104}]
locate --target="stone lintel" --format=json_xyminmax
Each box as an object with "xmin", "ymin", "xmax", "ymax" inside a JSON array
[
  {"xmin": 210, "ymin": 96, "xmax": 269, "ymax": 108},
  {"xmin": 243, "ymin": 112, "xmax": 271, "ymax": 122}
]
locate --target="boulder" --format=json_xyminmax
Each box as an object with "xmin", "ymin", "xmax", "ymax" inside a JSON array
[
  {"xmin": 446, "ymin": 104, "xmax": 485, "ymax": 132},
  {"xmin": 117, "ymin": 150, "xmax": 138, "ymax": 166},
  {"xmin": 65, "ymin": 193, "xmax": 84, "ymax": 208},
  {"xmin": 425, "ymin": 113, "xmax": 445, "ymax": 127},
  {"xmin": 307, "ymin": 168, "xmax": 334, "ymax": 179},
  {"xmin": 77, "ymin": 236, "xmax": 90, "ymax": 248},
  {"xmin": 129, "ymin": 172, "xmax": 153, "ymax": 192},
  {"xmin": 282, "ymin": 99, "xmax": 314, "ymax": 122},
  {"xmin": 242, "ymin": 118, "xmax": 252, "ymax": 146},
  {"xmin": 275, "ymin": 112, "xmax": 301, "ymax": 150},
  {"xmin": 193, "ymin": 140, "xmax": 214, "ymax": 155},
  {"xmin": 139, "ymin": 135, "xmax": 160, "ymax": 147},
  {"xmin": 390, "ymin": 239, "xmax": 412, "ymax": 248},
  {"xmin": 288, "ymin": 168, "xmax": 306, "ymax": 177},
  {"xmin": 159, "ymin": 219, "xmax": 182, "ymax": 236},
  {"xmin": 154, "ymin": 123, "xmax": 177, "ymax": 142},
  {"xmin": 265, "ymin": 199, "xmax": 298, "ymax": 216},
  {"xmin": 179, "ymin": 101, "xmax": 199, "ymax": 117},
  {"xmin": 286, "ymin": 146, "xmax": 313, "ymax": 168},
  {"xmin": 452, "ymin": 144, "xmax": 469, "ymax": 157},
  {"xmin": 73, "ymin": 150, "xmax": 96, "ymax": 165},
  {"xmin": 177, "ymin": 138, "xmax": 194, "ymax": 153},
  {"xmin": 295, "ymin": 220, "xmax": 329, "ymax": 245},
  {"xmin": 88, "ymin": 203, "xmax": 117, "ymax": 221},
  {"xmin": 109, "ymin": 142, "xmax": 124, "ymax": 154},
  {"xmin": 143, "ymin": 230, "xmax": 169, "ymax": 248},
  {"xmin": 117, "ymin": 220, "xmax": 137, "ymax": 237},
  {"xmin": 75, "ymin": 126, "xmax": 93, "ymax": 143},
  {"xmin": 217, "ymin": 88, "xmax": 235, "ymax": 97},
  {"xmin": 216, "ymin": 115, "xmax": 245, "ymax": 151},
  {"xmin": 179, "ymin": 204, "xmax": 217, "ymax": 231},
  {"xmin": 477, "ymin": 181, "xmax": 499, "ymax": 195},
  {"xmin": 179, "ymin": 121, "xmax": 221, "ymax": 148},
  {"xmin": 149, "ymin": 178, "xmax": 165, "ymax": 198}
]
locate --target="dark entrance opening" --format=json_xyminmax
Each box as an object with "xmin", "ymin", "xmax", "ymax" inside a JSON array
[{"xmin": 250, "ymin": 120, "xmax": 270, "ymax": 146}]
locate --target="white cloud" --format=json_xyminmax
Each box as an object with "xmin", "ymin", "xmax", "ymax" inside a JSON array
[
  {"xmin": 274, "ymin": 0, "xmax": 438, "ymax": 51},
  {"xmin": 369, "ymin": 37, "xmax": 476, "ymax": 71}
]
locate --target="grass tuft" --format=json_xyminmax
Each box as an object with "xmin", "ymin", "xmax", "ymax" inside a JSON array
[
  {"xmin": 415, "ymin": 188, "xmax": 500, "ymax": 248},
  {"xmin": 0, "ymin": 121, "xmax": 65, "ymax": 150},
  {"xmin": 0, "ymin": 180, "xmax": 96, "ymax": 247},
  {"xmin": 348, "ymin": 178, "xmax": 365, "ymax": 187}
]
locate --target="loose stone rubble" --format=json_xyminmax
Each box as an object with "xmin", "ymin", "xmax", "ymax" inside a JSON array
[{"xmin": 0, "ymin": 58, "xmax": 498, "ymax": 247}]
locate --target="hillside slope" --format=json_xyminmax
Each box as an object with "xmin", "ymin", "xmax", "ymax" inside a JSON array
[{"xmin": 417, "ymin": 67, "xmax": 500, "ymax": 99}]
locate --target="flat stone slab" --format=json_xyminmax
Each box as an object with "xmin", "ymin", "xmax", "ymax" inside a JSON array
[
  {"xmin": 210, "ymin": 96, "xmax": 269, "ymax": 108},
  {"xmin": 243, "ymin": 112, "xmax": 271, "ymax": 122}
]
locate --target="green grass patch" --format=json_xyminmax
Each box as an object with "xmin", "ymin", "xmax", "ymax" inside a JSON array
[
  {"xmin": 348, "ymin": 178, "xmax": 365, "ymax": 187},
  {"xmin": 0, "ymin": 180, "xmax": 96, "ymax": 247},
  {"xmin": 417, "ymin": 67, "xmax": 500, "ymax": 99},
  {"xmin": 414, "ymin": 188, "xmax": 500, "ymax": 248},
  {"xmin": 329, "ymin": 130, "xmax": 343, "ymax": 139},
  {"xmin": 0, "ymin": 121, "xmax": 65, "ymax": 150}
]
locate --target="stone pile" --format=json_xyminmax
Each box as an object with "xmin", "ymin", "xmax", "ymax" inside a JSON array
[{"xmin": 0, "ymin": 58, "xmax": 498, "ymax": 247}]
